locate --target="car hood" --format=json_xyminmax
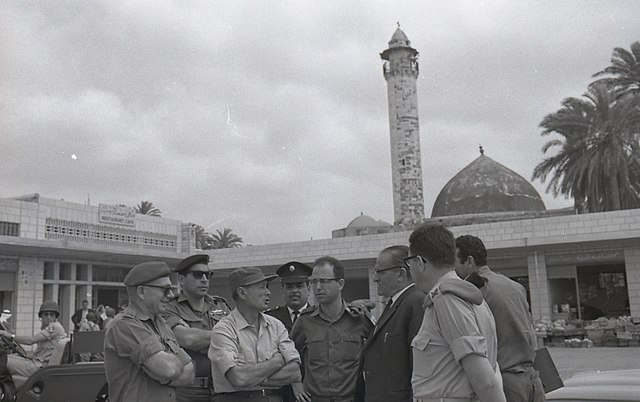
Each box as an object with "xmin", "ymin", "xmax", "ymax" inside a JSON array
[{"xmin": 546, "ymin": 369, "xmax": 640, "ymax": 401}]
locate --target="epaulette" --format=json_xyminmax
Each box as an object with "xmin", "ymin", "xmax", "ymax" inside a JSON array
[{"xmin": 210, "ymin": 295, "xmax": 231, "ymax": 309}]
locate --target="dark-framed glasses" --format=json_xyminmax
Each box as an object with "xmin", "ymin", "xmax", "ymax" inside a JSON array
[
  {"xmin": 373, "ymin": 266, "xmax": 404, "ymax": 275},
  {"xmin": 187, "ymin": 271, "xmax": 212, "ymax": 280},
  {"xmin": 309, "ymin": 278, "xmax": 339, "ymax": 287},
  {"xmin": 142, "ymin": 285, "xmax": 175, "ymax": 298},
  {"xmin": 403, "ymin": 254, "xmax": 426, "ymax": 269}
]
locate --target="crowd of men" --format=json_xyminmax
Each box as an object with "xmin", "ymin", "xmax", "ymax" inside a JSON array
[{"xmin": 0, "ymin": 224, "xmax": 545, "ymax": 402}]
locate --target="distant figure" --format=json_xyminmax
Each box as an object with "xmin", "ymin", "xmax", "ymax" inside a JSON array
[
  {"xmin": 71, "ymin": 300, "xmax": 95, "ymax": 333},
  {"xmin": 102, "ymin": 307, "xmax": 116, "ymax": 330},
  {"xmin": 0, "ymin": 301, "xmax": 67, "ymax": 387}
]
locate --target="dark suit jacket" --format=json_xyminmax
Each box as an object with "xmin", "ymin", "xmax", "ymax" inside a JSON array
[
  {"xmin": 71, "ymin": 308, "xmax": 96, "ymax": 331},
  {"xmin": 266, "ymin": 304, "xmax": 312, "ymax": 333},
  {"xmin": 362, "ymin": 285, "xmax": 425, "ymax": 402},
  {"xmin": 265, "ymin": 306, "xmax": 295, "ymax": 333}
]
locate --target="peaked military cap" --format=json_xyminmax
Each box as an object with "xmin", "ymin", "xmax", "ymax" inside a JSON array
[
  {"xmin": 174, "ymin": 254, "xmax": 210, "ymax": 274},
  {"xmin": 276, "ymin": 261, "xmax": 312, "ymax": 283},
  {"xmin": 124, "ymin": 261, "xmax": 171, "ymax": 286}
]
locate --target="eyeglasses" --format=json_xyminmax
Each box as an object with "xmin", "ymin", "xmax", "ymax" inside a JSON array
[
  {"xmin": 142, "ymin": 285, "xmax": 175, "ymax": 298},
  {"xmin": 309, "ymin": 278, "xmax": 339, "ymax": 287},
  {"xmin": 403, "ymin": 254, "xmax": 426, "ymax": 269},
  {"xmin": 373, "ymin": 265, "xmax": 404, "ymax": 275},
  {"xmin": 187, "ymin": 271, "xmax": 212, "ymax": 280}
]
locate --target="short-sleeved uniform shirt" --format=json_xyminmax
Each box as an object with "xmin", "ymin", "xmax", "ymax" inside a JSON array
[
  {"xmin": 412, "ymin": 271, "xmax": 499, "ymax": 400},
  {"xmin": 208, "ymin": 308, "xmax": 300, "ymax": 393},
  {"xmin": 104, "ymin": 306, "xmax": 187, "ymax": 402},
  {"xmin": 289, "ymin": 300, "xmax": 374, "ymax": 398},
  {"xmin": 163, "ymin": 293, "xmax": 230, "ymax": 376},
  {"xmin": 33, "ymin": 321, "xmax": 67, "ymax": 365}
]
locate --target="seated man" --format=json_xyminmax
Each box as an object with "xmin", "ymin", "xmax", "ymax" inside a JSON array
[{"xmin": 0, "ymin": 301, "xmax": 67, "ymax": 387}]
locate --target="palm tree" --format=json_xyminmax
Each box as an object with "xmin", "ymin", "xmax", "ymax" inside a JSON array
[
  {"xmin": 210, "ymin": 228, "xmax": 244, "ymax": 249},
  {"xmin": 134, "ymin": 201, "xmax": 161, "ymax": 216},
  {"xmin": 593, "ymin": 41, "xmax": 640, "ymax": 96},
  {"xmin": 192, "ymin": 224, "xmax": 214, "ymax": 250},
  {"xmin": 533, "ymin": 83, "xmax": 640, "ymax": 212}
]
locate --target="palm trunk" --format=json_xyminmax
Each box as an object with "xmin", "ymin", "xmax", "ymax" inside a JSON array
[{"xmin": 607, "ymin": 174, "xmax": 622, "ymax": 210}]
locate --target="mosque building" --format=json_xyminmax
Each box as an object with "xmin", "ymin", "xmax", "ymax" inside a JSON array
[{"xmin": 1, "ymin": 27, "xmax": 639, "ymax": 336}]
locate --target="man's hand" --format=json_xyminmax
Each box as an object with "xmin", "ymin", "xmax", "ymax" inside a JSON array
[
  {"xmin": 270, "ymin": 350, "xmax": 285, "ymax": 367},
  {"xmin": 292, "ymin": 382, "xmax": 311, "ymax": 402}
]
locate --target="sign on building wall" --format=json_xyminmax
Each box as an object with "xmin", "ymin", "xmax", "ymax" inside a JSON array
[{"xmin": 98, "ymin": 204, "xmax": 136, "ymax": 227}]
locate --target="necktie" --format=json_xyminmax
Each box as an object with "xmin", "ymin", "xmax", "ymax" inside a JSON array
[
  {"xmin": 382, "ymin": 299, "xmax": 393, "ymax": 316},
  {"xmin": 292, "ymin": 310, "xmax": 300, "ymax": 324}
]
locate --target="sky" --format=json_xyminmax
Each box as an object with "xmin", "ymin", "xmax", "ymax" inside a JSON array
[{"xmin": 1, "ymin": 1, "xmax": 639, "ymax": 246}]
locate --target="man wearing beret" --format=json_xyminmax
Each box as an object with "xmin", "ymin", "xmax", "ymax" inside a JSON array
[
  {"xmin": 104, "ymin": 261, "xmax": 195, "ymax": 402},
  {"xmin": 266, "ymin": 261, "xmax": 313, "ymax": 333},
  {"xmin": 163, "ymin": 253, "xmax": 231, "ymax": 402},
  {"xmin": 208, "ymin": 267, "xmax": 302, "ymax": 402}
]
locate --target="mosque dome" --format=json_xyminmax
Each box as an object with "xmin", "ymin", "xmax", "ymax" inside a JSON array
[
  {"xmin": 431, "ymin": 153, "xmax": 546, "ymax": 217},
  {"xmin": 346, "ymin": 213, "xmax": 392, "ymax": 228}
]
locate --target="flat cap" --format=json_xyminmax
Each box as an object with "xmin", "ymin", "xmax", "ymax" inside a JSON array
[
  {"xmin": 124, "ymin": 261, "xmax": 171, "ymax": 286},
  {"xmin": 276, "ymin": 261, "xmax": 312, "ymax": 283},
  {"xmin": 174, "ymin": 254, "xmax": 210, "ymax": 274},
  {"xmin": 229, "ymin": 267, "xmax": 277, "ymax": 292}
]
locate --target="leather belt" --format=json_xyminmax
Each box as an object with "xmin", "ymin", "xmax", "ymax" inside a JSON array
[
  {"xmin": 187, "ymin": 376, "xmax": 212, "ymax": 388},
  {"xmin": 219, "ymin": 389, "xmax": 278, "ymax": 397},
  {"xmin": 310, "ymin": 395, "xmax": 354, "ymax": 402},
  {"xmin": 416, "ymin": 398, "xmax": 479, "ymax": 402}
]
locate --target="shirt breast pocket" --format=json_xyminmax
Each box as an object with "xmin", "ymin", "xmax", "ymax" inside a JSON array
[
  {"xmin": 336, "ymin": 334, "xmax": 362, "ymax": 362},
  {"xmin": 411, "ymin": 334, "xmax": 433, "ymax": 378},
  {"xmin": 306, "ymin": 334, "xmax": 326, "ymax": 362}
]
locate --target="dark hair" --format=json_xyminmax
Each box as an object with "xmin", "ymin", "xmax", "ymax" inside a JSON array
[
  {"xmin": 381, "ymin": 245, "xmax": 412, "ymax": 278},
  {"xmin": 86, "ymin": 312, "xmax": 97, "ymax": 323},
  {"xmin": 455, "ymin": 235, "xmax": 488, "ymax": 266},
  {"xmin": 408, "ymin": 224, "xmax": 455, "ymax": 266},
  {"xmin": 314, "ymin": 256, "xmax": 344, "ymax": 279},
  {"xmin": 105, "ymin": 307, "xmax": 116, "ymax": 317}
]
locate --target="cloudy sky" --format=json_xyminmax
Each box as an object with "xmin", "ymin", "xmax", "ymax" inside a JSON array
[{"xmin": 1, "ymin": 1, "xmax": 639, "ymax": 245}]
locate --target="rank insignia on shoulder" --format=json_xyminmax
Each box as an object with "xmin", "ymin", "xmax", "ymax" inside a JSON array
[{"xmin": 210, "ymin": 309, "xmax": 227, "ymax": 317}]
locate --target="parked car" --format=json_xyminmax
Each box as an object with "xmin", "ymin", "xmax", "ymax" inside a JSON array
[{"xmin": 546, "ymin": 369, "xmax": 640, "ymax": 402}]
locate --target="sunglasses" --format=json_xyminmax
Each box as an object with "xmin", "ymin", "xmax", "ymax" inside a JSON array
[{"xmin": 187, "ymin": 271, "xmax": 212, "ymax": 280}]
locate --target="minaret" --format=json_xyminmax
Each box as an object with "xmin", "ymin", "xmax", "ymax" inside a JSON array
[{"xmin": 380, "ymin": 25, "xmax": 425, "ymax": 228}]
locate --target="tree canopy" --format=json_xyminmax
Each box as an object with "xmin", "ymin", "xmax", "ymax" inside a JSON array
[
  {"xmin": 533, "ymin": 42, "xmax": 640, "ymax": 212},
  {"xmin": 134, "ymin": 201, "xmax": 161, "ymax": 216}
]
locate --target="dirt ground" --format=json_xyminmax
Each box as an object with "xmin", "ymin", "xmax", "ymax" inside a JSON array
[{"xmin": 548, "ymin": 346, "xmax": 640, "ymax": 380}]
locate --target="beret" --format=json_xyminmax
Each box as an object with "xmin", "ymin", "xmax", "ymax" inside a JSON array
[
  {"xmin": 229, "ymin": 267, "xmax": 277, "ymax": 292},
  {"xmin": 124, "ymin": 261, "xmax": 171, "ymax": 286},
  {"xmin": 276, "ymin": 261, "xmax": 312, "ymax": 283},
  {"xmin": 174, "ymin": 254, "xmax": 210, "ymax": 274}
]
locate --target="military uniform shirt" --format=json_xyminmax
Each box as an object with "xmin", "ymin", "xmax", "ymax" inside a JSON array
[
  {"xmin": 163, "ymin": 293, "xmax": 230, "ymax": 376},
  {"xmin": 411, "ymin": 271, "xmax": 498, "ymax": 400},
  {"xmin": 104, "ymin": 305, "xmax": 188, "ymax": 402},
  {"xmin": 208, "ymin": 308, "xmax": 301, "ymax": 393},
  {"xmin": 290, "ymin": 300, "xmax": 373, "ymax": 398},
  {"xmin": 32, "ymin": 321, "xmax": 66, "ymax": 365}
]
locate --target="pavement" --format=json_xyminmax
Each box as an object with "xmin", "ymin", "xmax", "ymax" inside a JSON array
[{"xmin": 548, "ymin": 346, "xmax": 640, "ymax": 380}]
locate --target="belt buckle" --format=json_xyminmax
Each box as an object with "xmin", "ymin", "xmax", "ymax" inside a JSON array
[{"xmin": 261, "ymin": 389, "xmax": 267, "ymax": 396}]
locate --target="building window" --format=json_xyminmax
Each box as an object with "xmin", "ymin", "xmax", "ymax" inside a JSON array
[{"xmin": 0, "ymin": 222, "xmax": 19, "ymax": 237}]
